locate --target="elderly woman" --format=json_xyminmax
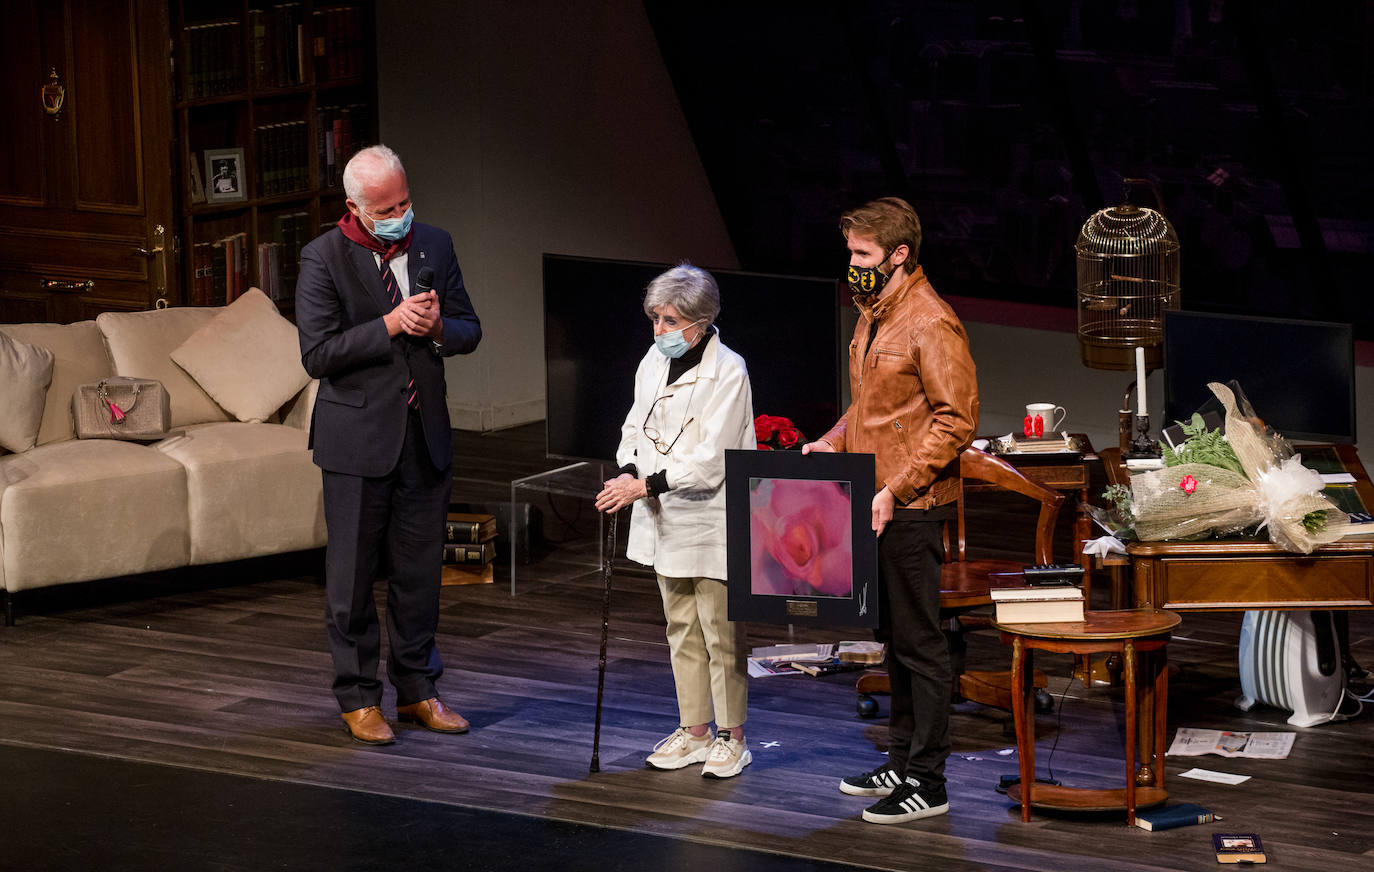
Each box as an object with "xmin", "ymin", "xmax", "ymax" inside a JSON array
[{"xmin": 594, "ymin": 264, "xmax": 756, "ymax": 779}]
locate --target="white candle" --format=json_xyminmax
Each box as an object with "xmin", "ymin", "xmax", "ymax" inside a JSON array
[{"xmin": 1136, "ymin": 346, "xmax": 1147, "ymax": 416}]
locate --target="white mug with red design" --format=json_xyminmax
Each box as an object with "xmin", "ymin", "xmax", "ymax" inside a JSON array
[{"xmin": 1023, "ymin": 403, "xmax": 1066, "ymax": 438}]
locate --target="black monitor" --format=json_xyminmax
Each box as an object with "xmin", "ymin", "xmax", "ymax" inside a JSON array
[
  {"xmin": 1162, "ymin": 310, "xmax": 1356, "ymax": 445},
  {"xmin": 543, "ymin": 254, "xmax": 842, "ymax": 463}
]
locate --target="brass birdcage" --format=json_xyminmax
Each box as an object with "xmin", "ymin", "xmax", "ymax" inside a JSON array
[{"xmin": 1075, "ymin": 185, "xmax": 1181, "ymax": 371}]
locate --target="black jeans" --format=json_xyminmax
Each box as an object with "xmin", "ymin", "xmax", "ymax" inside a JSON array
[{"xmin": 874, "ymin": 511, "xmax": 950, "ymax": 788}]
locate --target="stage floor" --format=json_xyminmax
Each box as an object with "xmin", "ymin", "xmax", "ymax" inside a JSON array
[{"xmin": 1, "ymin": 424, "xmax": 1371, "ymax": 871}]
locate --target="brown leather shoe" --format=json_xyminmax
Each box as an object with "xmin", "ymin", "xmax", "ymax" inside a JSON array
[
  {"xmin": 341, "ymin": 705, "xmax": 396, "ymax": 745},
  {"xmin": 396, "ymin": 697, "xmax": 469, "ymax": 733}
]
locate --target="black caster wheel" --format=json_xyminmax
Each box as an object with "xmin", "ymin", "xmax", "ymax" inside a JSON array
[
  {"xmin": 857, "ymin": 694, "xmax": 880, "ymax": 719},
  {"xmin": 1034, "ymin": 688, "xmax": 1055, "ymax": 713}
]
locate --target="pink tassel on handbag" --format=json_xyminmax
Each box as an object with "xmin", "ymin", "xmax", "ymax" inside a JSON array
[{"xmin": 108, "ymin": 401, "xmax": 126, "ymax": 423}]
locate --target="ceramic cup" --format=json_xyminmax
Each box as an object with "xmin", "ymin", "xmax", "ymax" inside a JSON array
[{"xmin": 1024, "ymin": 403, "xmax": 1066, "ymax": 438}]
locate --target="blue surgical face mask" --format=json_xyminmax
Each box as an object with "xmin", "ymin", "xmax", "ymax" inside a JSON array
[
  {"xmin": 654, "ymin": 321, "xmax": 702, "ymax": 359},
  {"xmin": 367, "ymin": 205, "xmax": 413, "ymax": 242}
]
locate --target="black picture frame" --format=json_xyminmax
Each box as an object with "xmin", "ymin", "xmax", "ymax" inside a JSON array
[{"xmin": 725, "ymin": 449, "xmax": 878, "ymax": 627}]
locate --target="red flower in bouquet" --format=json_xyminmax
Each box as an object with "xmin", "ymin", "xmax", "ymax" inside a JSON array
[{"xmin": 754, "ymin": 414, "xmax": 805, "ymax": 450}]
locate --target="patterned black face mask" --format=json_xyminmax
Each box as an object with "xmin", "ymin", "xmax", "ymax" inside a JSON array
[{"xmin": 846, "ymin": 250, "xmax": 894, "ymax": 297}]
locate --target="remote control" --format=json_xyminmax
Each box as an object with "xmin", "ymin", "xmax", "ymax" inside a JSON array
[{"xmin": 1021, "ymin": 563, "xmax": 1085, "ymax": 585}]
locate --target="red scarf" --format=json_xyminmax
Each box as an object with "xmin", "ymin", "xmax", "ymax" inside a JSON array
[{"xmin": 337, "ymin": 211, "xmax": 413, "ymax": 261}]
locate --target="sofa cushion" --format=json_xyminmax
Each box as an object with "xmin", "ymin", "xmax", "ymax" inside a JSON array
[
  {"xmin": 156, "ymin": 422, "xmax": 325, "ymax": 565},
  {"xmin": 170, "ymin": 288, "xmax": 311, "ymax": 424},
  {"xmin": 0, "ymin": 331, "xmax": 55, "ymax": 453},
  {"xmin": 0, "ymin": 439, "xmax": 189, "ymax": 592},
  {"xmin": 97, "ymin": 307, "xmax": 234, "ymax": 428},
  {"xmin": 0, "ymin": 321, "xmax": 113, "ymax": 447}
]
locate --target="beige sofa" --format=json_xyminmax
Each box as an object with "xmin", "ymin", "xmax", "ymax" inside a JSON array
[{"xmin": 0, "ymin": 289, "xmax": 326, "ymax": 624}]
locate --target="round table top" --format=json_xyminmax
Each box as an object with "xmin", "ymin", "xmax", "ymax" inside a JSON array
[{"xmin": 993, "ymin": 608, "xmax": 1181, "ymax": 640}]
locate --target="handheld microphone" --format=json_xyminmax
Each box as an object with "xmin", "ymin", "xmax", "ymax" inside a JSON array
[
  {"xmin": 415, "ymin": 266, "xmax": 435, "ymax": 296},
  {"xmin": 412, "ymin": 266, "xmax": 438, "ymax": 352}
]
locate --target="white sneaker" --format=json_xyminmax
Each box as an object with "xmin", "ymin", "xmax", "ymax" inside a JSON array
[
  {"xmin": 701, "ymin": 729, "xmax": 752, "ymax": 779},
  {"xmin": 645, "ymin": 727, "xmax": 712, "ymax": 770}
]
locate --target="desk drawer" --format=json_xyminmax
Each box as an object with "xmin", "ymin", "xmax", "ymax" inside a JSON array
[{"xmin": 1151, "ymin": 555, "xmax": 1374, "ymax": 610}]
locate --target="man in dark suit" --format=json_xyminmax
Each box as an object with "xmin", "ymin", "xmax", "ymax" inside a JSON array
[{"xmin": 296, "ymin": 144, "xmax": 482, "ymax": 745}]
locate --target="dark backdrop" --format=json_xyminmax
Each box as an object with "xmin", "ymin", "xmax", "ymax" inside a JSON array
[
  {"xmin": 646, "ymin": 1, "xmax": 1373, "ymax": 337},
  {"xmin": 543, "ymin": 254, "xmax": 841, "ymax": 462}
]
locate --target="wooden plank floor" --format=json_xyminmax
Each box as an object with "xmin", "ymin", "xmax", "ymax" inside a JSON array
[{"xmin": 2, "ymin": 423, "xmax": 1373, "ymax": 871}]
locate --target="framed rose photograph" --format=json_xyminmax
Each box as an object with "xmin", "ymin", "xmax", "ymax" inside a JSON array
[{"xmin": 725, "ymin": 449, "xmax": 878, "ymax": 627}]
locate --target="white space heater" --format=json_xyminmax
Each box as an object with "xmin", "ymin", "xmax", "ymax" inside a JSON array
[{"xmin": 1235, "ymin": 610, "xmax": 1344, "ymax": 727}]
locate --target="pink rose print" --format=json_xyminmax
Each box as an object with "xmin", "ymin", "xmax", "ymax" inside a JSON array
[{"xmin": 750, "ymin": 478, "xmax": 853, "ymax": 597}]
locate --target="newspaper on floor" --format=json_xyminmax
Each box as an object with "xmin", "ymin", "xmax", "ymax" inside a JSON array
[{"xmin": 1166, "ymin": 727, "xmax": 1295, "ymax": 759}]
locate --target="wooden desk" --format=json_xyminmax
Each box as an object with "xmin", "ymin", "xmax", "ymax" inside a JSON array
[
  {"xmin": 1099, "ymin": 446, "xmax": 1374, "ymax": 612},
  {"xmin": 998, "ymin": 608, "xmax": 1180, "ymax": 825},
  {"xmin": 1098, "ymin": 445, "xmax": 1374, "ymax": 784}
]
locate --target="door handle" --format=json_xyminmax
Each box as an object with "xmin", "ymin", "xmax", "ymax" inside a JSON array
[{"xmin": 134, "ymin": 224, "xmax": 169, "ymax": 307}]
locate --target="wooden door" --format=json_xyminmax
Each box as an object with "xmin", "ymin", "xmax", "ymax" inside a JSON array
[{"xmin": 0, "ymin": 0, "xmax": 174, "ymax": 324}]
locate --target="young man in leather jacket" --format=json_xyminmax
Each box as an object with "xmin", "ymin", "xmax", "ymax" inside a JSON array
[{"xmin": 803, "ymin": 196, "xmax": 978, "ymax": 824}]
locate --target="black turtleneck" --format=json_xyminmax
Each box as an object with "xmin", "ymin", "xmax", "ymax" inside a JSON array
[{"xmin": 622, "ymin": 330, "xmax": 716, "ymax": 497}]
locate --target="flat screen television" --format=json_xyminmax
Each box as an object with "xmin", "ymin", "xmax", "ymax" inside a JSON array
[
  {"xmin": 1162, "ymin": 310, "xmax": 1356, "ymax": 444},
  {"xmin": 544, "ymin": 254, "xmax": 842, "ymax": 463}
]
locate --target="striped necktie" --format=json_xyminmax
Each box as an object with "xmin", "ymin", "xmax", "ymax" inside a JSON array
[{"xmin": 378, "ymin": 256, "xmax": 419, "ymax": 410}]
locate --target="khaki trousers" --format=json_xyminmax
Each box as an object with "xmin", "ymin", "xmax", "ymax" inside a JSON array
[{"xmin": 657, "ymin": 574, "xmax": 748, "ymax": 729}]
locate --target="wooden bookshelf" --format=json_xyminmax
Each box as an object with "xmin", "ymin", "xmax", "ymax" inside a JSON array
[{"xmin": 170, "ymin": 0, "xmax": 377, "ymax": 314}]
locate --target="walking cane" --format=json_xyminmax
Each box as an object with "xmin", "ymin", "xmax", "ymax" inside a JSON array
[{"xmin": 590, "ymin": 510, "xmax": 617, "ymax": 773}]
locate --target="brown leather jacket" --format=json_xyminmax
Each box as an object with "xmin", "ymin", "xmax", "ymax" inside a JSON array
[{"xmin": 820, "ymin": 265, "xmax": 978, "ymax": 510}]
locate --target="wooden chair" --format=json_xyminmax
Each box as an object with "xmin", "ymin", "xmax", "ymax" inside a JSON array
[{"xmin": 857, "ymin": 447, "xmax": 1067, "ymax": 718}]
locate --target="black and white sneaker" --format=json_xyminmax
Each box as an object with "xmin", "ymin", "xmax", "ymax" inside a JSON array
[
  {"xmin": 861, "ymin": 776, "xmax": 949, "ymax": 824},
  {"xmin": 839, "ymin": 763, "xmax": 904, "ymax": 796}
]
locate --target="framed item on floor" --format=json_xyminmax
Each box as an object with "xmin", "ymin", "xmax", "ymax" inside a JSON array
[{"xmin": 724, "ymin": 448, "xmax": 878, "ymax": 627}]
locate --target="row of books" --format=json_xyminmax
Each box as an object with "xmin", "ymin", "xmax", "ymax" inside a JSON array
[
  {"xmin": 256, "ymin": 121, "xmax": 312, "ymax": 196},
  {"xmin": 250, "ymin": 4, "xmax": 307, "ymax": 89},
  {"xmin": 182, "ymin": 4, "xmax": 368, "ymax": 99},
  {"xmin": 318, "ymin": 104, "xmax": 370, "ymax": 188},
  {"xmin": 189, "ymin": 211, "xmax": 312, "ymax": 307},
  {"xmin": 441, "ymin": 512, "xmax": 498, "ymax": 586},
  {"xmin": 311, "ymin": 5, "xmax": 367, "ymax": 82},
  {"xmin": 183, "ymin": 21, "xmax": 245, "ymax": 99},
  {"xmin": 190, "ymin": 232, "xmax": 249, "ymax": 307}
]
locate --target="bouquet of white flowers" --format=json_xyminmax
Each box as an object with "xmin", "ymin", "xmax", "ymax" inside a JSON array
[{"xmin": 1104, "ymin": 382, "xmax": 1350, "ymax": 554}]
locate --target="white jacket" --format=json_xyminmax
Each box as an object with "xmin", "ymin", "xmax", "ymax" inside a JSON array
[{"xmin": 616, "ymin": 333, "xmax": 755, "ymax": 581}]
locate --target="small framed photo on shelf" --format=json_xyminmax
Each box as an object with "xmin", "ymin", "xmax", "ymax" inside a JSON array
[
  {"xmin": 725, "ymin": 448, "xmax": 879, "ymax": 627},
  {"xmin": 203, "ymin": 147, "xmax": 247, "ymax": 203}
]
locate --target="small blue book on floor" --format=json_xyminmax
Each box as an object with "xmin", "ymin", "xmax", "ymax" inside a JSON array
[{"xmin": 1133, "ymin": 802, "xmax": 1217, "ymax": 831}]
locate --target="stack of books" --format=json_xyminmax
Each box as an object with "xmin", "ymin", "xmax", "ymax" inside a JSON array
[
  {"xmin": 441, "ymin": 512, "xmax": 498, "ymax": 586},
  {"xmin": 990, "ymin": 584, "xmax": 1085, "ymax": 623}
]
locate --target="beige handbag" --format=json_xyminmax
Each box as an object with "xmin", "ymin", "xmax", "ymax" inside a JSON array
[{"xmin": 72, "ymin": 376, "xmax": 176, "ymax": 441}]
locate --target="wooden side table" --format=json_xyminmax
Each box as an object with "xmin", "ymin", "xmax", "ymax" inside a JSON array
[{"xmin": 996, "ymin": 608, "xmax": 1181, "ymax": 826}]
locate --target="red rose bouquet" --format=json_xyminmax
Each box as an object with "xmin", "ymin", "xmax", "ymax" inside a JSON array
[{"xmin": 754, "ymin": 414, "xmax": 804, "ymax": 450}]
